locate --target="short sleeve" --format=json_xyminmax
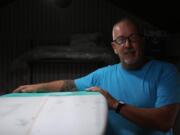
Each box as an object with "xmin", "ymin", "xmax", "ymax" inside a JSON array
[
  {"xmin": 155, "ymin": 64, "xmax": 180, "ymax": 107},
  {"xmin": 74, "ymin": 68, "xmax": 105, "ymax": 91}
]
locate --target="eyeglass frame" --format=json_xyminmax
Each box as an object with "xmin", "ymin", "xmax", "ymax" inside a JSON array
[{"xmin": 112, "ymin": 33, "xmax": 143, "ymax": 46}]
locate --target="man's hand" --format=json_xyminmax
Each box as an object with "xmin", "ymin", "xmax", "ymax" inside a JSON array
[
  {"xmin": 13, "ymin": 84, "xmax": 45, "ymax": 93},
  {"xmin": 87, "ymin": 86, "xmax": 118, "ymax": 110}
]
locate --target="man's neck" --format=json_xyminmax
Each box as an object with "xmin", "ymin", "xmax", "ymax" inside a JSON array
[{"xmin": 122, "ymin": 57, "xmax": 149, "ymax": 70}]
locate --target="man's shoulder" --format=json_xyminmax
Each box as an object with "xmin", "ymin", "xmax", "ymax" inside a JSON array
[
  {"xmin": 150, "ymin": 59, "xmax": 176, "ymax": 68},
  {"xmin": 98, "ymin": 63, "xmax": 120, "ymax": 71},
  {"xmin": 148, "ymin": 59, "xmax": 178, "ymax": 73},
  {"xmin": 93, "ymin": 63, "xmax": 120, "ymax": 75}
]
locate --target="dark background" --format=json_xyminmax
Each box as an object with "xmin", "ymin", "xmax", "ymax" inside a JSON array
[
  {"xmin": 0, "ymin": 0, "xmax": 180, "ymax": 93},
  {"xmin": 108, "ymin": 0, "xmax": 180, "ymax": 34},
  {"xmin": 0, "ymin": 0, "xmax": 180, "ymax": 134}
]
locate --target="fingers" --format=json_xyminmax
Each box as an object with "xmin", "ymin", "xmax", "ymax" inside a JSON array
[
  {"xmin": 13, "ymin": 85, "xmax": 26, "ymax": 93},
  {"xmin": 86, "ymin": 86, "xmax": 106, "ymax": 96},
  {"xmin": 86, "ymin": 86, "xmax": 101, "ymax": 91},
  {"xmin": 86, "ymin": 86, "xmax": 115, "ymax": 109},
  {"xmin": 13, "ymin": 85, "xmax": 34, "ymax": 93}
]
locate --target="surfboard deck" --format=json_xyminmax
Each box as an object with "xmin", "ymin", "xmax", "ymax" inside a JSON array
[{"xmin": 0, "ymin": 91, "xmax": 107, "ymax": 135}]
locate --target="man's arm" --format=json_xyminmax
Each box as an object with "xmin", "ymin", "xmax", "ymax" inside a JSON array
[
  {"xmin": 13, "ymin": 80, "xmax": 77, "ymax": 93},
  {"xmin": 88, "ymin": 87, "xmax": 180, "ymax": 132},
  {"xmin": 119, "ymin": 103, "xmax": 179, "ymax": 132}
]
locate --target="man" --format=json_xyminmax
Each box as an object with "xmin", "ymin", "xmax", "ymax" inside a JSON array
[{"xmin": 13, "ymin": 18, "xmax": 180, "ymax": 135}]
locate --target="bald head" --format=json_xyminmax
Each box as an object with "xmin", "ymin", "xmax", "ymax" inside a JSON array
[{"xmin": 112, "ymin": 18, "xmax": 143, "ymax": 40}]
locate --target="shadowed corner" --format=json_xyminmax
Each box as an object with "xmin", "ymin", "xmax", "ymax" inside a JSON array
[{"xmin": 46, "ymin": 0, "xmax": 72, "ymax": 8}]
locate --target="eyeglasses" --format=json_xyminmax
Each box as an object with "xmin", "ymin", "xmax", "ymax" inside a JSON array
[{"xmin": 113, "ymin": 33, "xmax": 142, "ymax": 46}]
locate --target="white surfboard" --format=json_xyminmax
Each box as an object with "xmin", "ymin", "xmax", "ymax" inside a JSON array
[{"xmin": 0, "ymin": 91, "xmax": 108, "ymax": 135}]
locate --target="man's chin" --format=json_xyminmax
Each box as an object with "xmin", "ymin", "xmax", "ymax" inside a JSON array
[
  {"xmin": 121, "ymin": 58, "xmax": 139, "ymax": 70},
  {"xmin": 124, "ymin": 58, "xmax": 137, "ymax": 65}
]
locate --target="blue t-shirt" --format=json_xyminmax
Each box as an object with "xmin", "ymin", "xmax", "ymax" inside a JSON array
[{"xmin": 75, "ymin": 60, "xmax": 180, "ymax": 135}]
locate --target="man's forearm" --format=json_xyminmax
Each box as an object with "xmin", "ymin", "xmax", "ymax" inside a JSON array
[
  {"xmin": 13, "ymin": 80, "xmax": 77, "ymax": 93},
  {"xmin": 118, "ymin": 103, "xmax": 179, "ymax": 132},
  {"xmin": 40, "ymin": 80, "xmax": 76, "ymax": 92}
]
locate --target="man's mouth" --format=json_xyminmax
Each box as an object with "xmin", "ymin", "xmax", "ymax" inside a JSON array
[{"xmin": 123, "ymin": 49, "xmax": 135, "ymax": 55}]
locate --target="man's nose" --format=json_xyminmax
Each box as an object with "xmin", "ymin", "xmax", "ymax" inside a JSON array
[{"xmin": 123, "ymin": 39, "xmax": 131, "ymax": 48}]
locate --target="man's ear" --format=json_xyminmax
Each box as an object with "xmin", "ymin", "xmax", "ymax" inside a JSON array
[
  {"xmin": 111, "ymin": 42, "xmax": 118, "ymax": 54},
  {"xmin": 114, "ymin": 49, "xmax": 118, "ymax": 54}
]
